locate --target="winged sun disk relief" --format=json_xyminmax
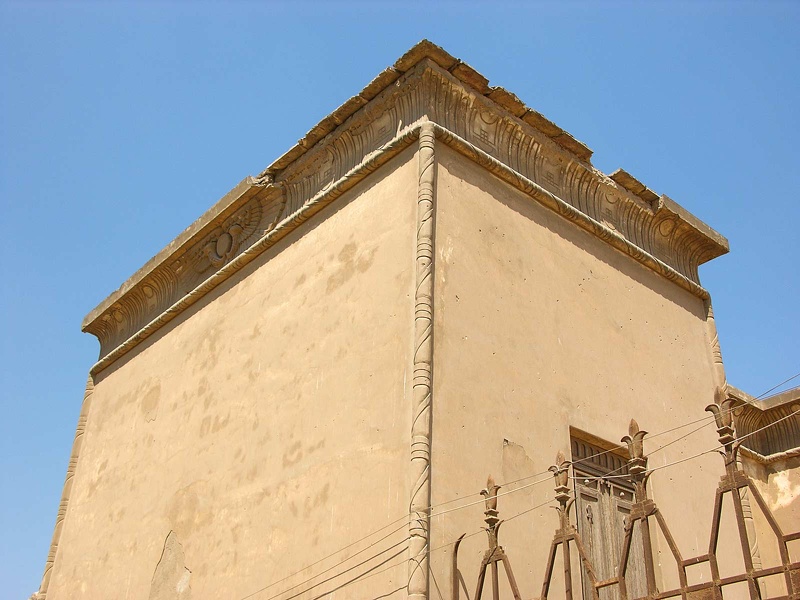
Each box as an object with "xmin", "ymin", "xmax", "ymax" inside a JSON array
[{"xmin": 194, "ymin": 204, "xmax": 262, "ymax": 273}]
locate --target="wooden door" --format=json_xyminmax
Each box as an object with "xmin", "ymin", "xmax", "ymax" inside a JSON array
[{"xmin": 572, "ymin": 439, "xmax": 648, "ymax": 600}]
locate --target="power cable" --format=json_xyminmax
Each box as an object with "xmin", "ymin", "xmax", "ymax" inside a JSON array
[
  {"xmin": 239, "ymin": 519, "xmax": 412, "ymax": 600},
  {"xmin": 487, "ymin": 402, "xmax": 742, "ymax": 495},
  {"xmin": 244, "ymin": 535, "xmax": 410, "ymax": 600},
  {"xmin": 245, "ymin": 404, "xmax": 797, "ymax": 600},
  {"xmin": 353, "ymin": 496, "xmax": 558, "ymax": 594},
  {"xmin": 297, "ymin": 545, "xmax": 408, "ymax": 600},
  {"xmin": 573, "ymin": 408, "xmax": 800, "ymax": 482},
  {"xmin": 236, "ymin": 402, "xmax": 739, "ymax": 600},
  {"xmin": 652, "ymin": 407, "xmax": 800, "ymax": 473},
  {"xmin": 439, "ymin": 403, "xmax": 737, "ymax": 510},
  {"xmin": 573, "ymin": 414, "xmax": 722, "ymax": 483},
  {"xmin": 755, "ymin": 372, "xmax": 800, "ymax": 399},
  {"xmin": 290, "ymin": 496, "xmax": 557, "ymax": 600},
  {"xmin": 234, "ymin": 406, "xmax": 735, "ymax": 599},
  {"xmin": 238, "ymin": 373, "xmax": 799, "ymax": 600}
]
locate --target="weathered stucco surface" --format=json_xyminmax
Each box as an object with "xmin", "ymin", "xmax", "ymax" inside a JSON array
[
  {"xmin": 429, "ymin": 145, "xmax": 734, "ymax": 598},
  {"xmin": 741, "ymin": 452, "xmax": 800, "ymax": 596},
  {"xmin": 45, "ymin": 148, "xmax": 418, "ymax": 599},
  {"xmin": 38, "ymin": 40, "xmax": 798, "ymax": 600}
]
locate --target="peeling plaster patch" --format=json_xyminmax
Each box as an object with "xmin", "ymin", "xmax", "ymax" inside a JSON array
[
  {"xmin": 769, "ymin": 469, "xmax": 800, "ymax": 510},
  {"xmin": 149, "ymin": 531, "xmax": 192, "ymax": 600},
  {"xmin": 501, "ymin": 438, "xmax": 536, "ymax": 484}
]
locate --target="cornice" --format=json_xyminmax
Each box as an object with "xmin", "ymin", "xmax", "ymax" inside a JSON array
[
  {"xmin": 739, "ymin": 445, "xmax": 800, "ymax": 466},
  {"xmin": 729, "ymin": 386, "xmax": 800, "ymax": 458},
  {"xmin": 83, "ymin": 40, "xmax": 729, "ymax": 370}
]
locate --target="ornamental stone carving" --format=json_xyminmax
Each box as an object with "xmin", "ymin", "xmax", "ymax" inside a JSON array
[{"xmin": 82, "ymin": 40, "xmax": 728, "ymax": 370}]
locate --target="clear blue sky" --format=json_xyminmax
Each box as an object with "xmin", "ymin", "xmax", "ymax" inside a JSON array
[{"xmin": 1, "ymin": 1, "xmax": 798, "ymax": 597}]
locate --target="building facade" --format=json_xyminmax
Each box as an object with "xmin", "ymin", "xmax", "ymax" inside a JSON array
[{"xmin": 34, "ymin": 41, "xmax": 798, "ymax": 600}]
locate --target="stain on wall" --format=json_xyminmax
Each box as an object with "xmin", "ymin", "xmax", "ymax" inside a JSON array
[{"xmin": 142, "ymin": 382, "xmax": 161, "ymax": 423}]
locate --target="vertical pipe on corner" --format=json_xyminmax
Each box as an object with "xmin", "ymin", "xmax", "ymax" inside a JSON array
[{"xmin": 409, "ymin": 121, "xmax": 436, "ymax": 600}]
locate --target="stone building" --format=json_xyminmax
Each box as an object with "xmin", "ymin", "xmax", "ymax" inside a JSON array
[{"xmin": 34, "ymin": 41, "xmax": 798, "ymax": 600}]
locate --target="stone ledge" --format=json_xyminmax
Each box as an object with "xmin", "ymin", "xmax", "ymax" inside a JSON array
[
  {"xmin": 610, "ymin": 169, "xmax": 660, "ymax": 207},
  {"xmin": 259, "ymin": 39, "xmax": 593, "ymax": 179},
  {"xmin": 729, "ymin": 385, "xmax": 800, "ymax": 457},
  {"xmin": 83, "ymin": 40, "xmax": 730, "ymax": 368},
  {"xmin": 82, "ymin": 177, "xmax": 266, "ymax": 330}
]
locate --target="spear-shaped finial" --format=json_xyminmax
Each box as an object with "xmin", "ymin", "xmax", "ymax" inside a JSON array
[
  {"xmin": 481, "ymin": 475, "xmax": 501, "ymax": 512},
  {"xmin": 621, "ymin": 419, "xmax": 648, "ymax": 461},
  {"xmin": 549, "ymin": 450, "xmax": 572, "ymax": 509},
  {"xmin": 549, "ymin": 450, "xmax": 570, "ymax": 488},
  {"xmin": 480, "ymin": 475, "xmax": 502, "ymax": 548},
  {"xmin": 705, "ymin": 387, "xmax": 737, "ymax": 452},
  {"xmin": 621, "ymin": 418, "xmax": 650, "ymax": 494},
  {"xmin": 549, "ymin": 451, "xmax": 575, "ymax": 532}
]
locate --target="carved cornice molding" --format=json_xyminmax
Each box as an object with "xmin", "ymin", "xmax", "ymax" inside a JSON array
[
  {"xmin": 730, "ymin": 386, "xmax": 800, "ymax": 458},
  {"xmin": 83, "ymin": 181, "xmax": 285, "ymax": 360},
  {"xmin": 84, "ymin": 41, "xmax": 728, "ymax": 371},
  {"xmin": 739, "ymin": 445, "xmax": 800, "ymax": 465}
]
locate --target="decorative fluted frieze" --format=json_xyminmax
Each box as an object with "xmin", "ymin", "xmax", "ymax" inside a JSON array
[
  {"xmin": 83, "ymin": 46, "xmax": 727, "ymax": 372},
  {"xmin": 432, "ymin": 124, "xmax": 713, "ymax": 300},
  {"xmin": 87, "ymin": 125, "xmax": 423, "ymax": 377}
]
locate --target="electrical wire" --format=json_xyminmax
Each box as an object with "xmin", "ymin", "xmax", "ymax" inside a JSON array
[
  {"xmin": 369, "ymin": 405, "xmax": 800, "ymax": 600},
  {"xmin": 572, "ymin": 408, "xmax": 800, "ymax": 482},
  {"xmin": 237, "ymin": 376, "xmax": 799, "ymax": 600},
  {"xmin": 572, "ymin": 413, "xmax": 722, "ymax": 483},
  {"xmin": 442, "ymin": 403, "xmax": 736, "ymax": 505},
  {"xmin": 242, "ymin": 405, "xmax": 798, "ymax": 600},
  {"xmin": 283, "ymin": 496, "xmax": 557, "ymax": 600},
  {"xmin": 238, "ymin": 517, "xmax": 412, "ymax": 600},
  {"xmin": 243, "ymin": 535, "xmax": 410, "ymax": 600},
  {"xmin": 243, "ymin": 397, "xmax": 755, "ymax": 600},
  {"xmin": 235, "ymin": 405, "xmax": 740, "ymax": 598},
  {"xmin": 653, "ymin": 407, "xmax": 800, "ymax": 472},
  {"xmin": 755, "ymin": 372, "xmax": 800, "ymax": 399},
  {"xmin": 293, "ymin": 545, "xmax": 408, "ymax": 600},
  {"xmin": 489, "ymin": 401, "xmax": 742, "ymax": 492},
  {"xmin": 238, "ymin": 401, "xmax": 756, "ymax": 600}
]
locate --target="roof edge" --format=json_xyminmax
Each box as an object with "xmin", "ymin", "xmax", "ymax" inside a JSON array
[
  {"xmin": 82, "ymin": 41, "xmax": 731, "ymax": 368},
  {"xmin": 82, "ymin": 176, "xmax": 272, "ymax": 330},
  {"xmin": 259, "ymin": 39, "xmax": 594, "ymax": 180}
]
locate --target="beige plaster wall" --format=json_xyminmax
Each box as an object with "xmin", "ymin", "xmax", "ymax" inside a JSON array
[
  {"xmin": 741, "ymin": 456, "xmax": 800, "ymax": 595},
  {"xmin": 429, "ymin": 145, "xmax": 734, "ymax": 599},
  {"xmin": 47, "ymin": 148, "xmax": 419, "ymax": 600}
]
